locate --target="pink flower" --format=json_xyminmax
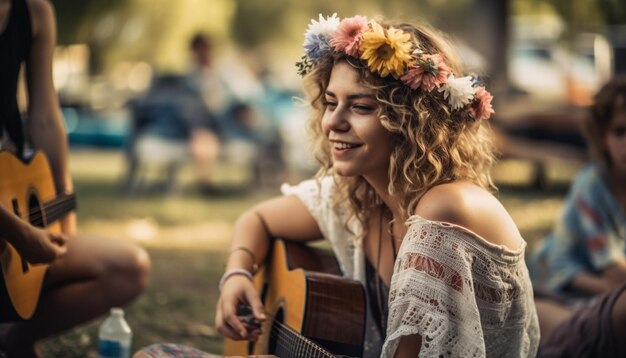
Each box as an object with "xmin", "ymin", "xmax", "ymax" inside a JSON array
[
  {"xmin": 468, "ymin": 86, "xmax": 495, "ymax": 120},
  {"xmin": 329, "ymin": 16, "xmax": 369, "ymax": 56},
  {"xmin": 400, "ymin": 54, "xmax": 451, "ymax": 92}
]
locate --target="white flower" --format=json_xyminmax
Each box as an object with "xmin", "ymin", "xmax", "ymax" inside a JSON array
[
  {"xmin": 439, "ymin": 74, "xmax": 475, "ymax": 110},
  {"xmin": 303, "ymin": 13, "xmax": 341, "ymax": 45}
]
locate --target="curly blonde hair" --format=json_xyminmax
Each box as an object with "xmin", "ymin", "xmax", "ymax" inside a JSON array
[{"xmin": 303, "ymin": 19, "xmax": 496, "ymax": 225}]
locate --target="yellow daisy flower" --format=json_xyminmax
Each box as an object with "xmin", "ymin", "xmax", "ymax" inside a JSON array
[{"xmin": 359, "ymin": 20, "xmax": 412, "ymax": 78}]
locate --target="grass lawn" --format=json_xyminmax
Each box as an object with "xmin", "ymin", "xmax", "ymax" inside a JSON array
[{"xmin": 37, "ymin": 149, "xmax": 580, "ymax": 357}]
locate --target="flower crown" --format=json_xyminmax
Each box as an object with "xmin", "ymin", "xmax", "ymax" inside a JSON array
[{"xmin": 296, "ymin": 14, "xmax": 495, "ymax": 121}]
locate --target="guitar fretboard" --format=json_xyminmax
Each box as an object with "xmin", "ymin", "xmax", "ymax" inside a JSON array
[
  {"xmin": 270, "ymin": 319, "xmax": 335, "ymax": 358},
  {"xmin": 29, "ymin": 193, "xmax": 77, "ymax": 227}
]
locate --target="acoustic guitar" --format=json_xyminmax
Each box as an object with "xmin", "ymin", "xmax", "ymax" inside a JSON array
[
  {"xmin": 0, "ymin": 150, "xmax": 76, "ymax": 320},
  {"xmin": 223, "ymin": 239, "xmax": 366, "ymax": 358}
]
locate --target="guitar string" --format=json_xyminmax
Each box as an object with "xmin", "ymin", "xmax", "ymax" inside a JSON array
[
  {"xmin": 271, "ymin": 325, "xmax": 332, "ymax": 357},
  {"xmin": 28, "ymin": 196, "xmax": 76, "ymax": 225},
  {"xmin": 28, "ymin": 195, "xmax": 75, "ymax": 222},
  {"xmin": 30, "ymin": 201, "xmax": 74, "ymax": 224},
  {"xmin": 28, "ymin": 195, "xmax": 75, "ymax": 220},
  {"xmin": 268, "ymin": 323, "xmax": 330, "ymax": 358},
  {"xmin": 30, "ymin": 203, "xmax": 73, "ymax": 226},
  {"xmin": 260, "ymin": 314, "xmax": 334, "ymax": 358},
  {"xmin": 266, "ymin": 319, "xmax": 313, "ymax": 356}
]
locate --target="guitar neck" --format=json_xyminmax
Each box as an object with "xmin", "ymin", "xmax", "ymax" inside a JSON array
[{"xmin": 30, "ymin": 193, "xmax": 77, "ymax": 227}]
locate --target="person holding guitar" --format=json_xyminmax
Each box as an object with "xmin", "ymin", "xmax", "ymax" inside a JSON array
[
  {"xmin": 136, "ymin": 14, "xmax": 539, "ymax": 358},
  {"xmin": 0, "ymin": 0, "xmax": 151, "ymax": 357},
  {"xmin": 214, "ymin": 15, "xmax": 540, "ymax": 358}
]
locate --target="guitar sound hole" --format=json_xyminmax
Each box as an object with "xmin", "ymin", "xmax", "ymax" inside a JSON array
[{"xmin": 28, "ymin": 194, "xmax": 44, "ymax": 228}]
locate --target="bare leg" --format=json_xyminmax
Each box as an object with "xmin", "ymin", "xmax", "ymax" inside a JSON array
[
  {"xmin": 535, "ymin": 297, "xmax": 573, "ymax": 344},
  {"xmin": 0, "ymin": 236, "xmax": 151, "ymax": 357},
  {"xmin": 611, "ymin": 290, "xmax": 626, "ymax": 356}
]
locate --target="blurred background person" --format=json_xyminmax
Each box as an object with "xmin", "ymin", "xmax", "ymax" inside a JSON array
[
  {"xmin": 123, "ymin": 73, "xmax": 214, "ymax": 194},
  {"xmin": 530, "ymin": 76, "xmax": 626, "ymax": 357},
  {"xmin": 186, "ymin": 32, "xmax": 285, "ymax": 191},
  {"xmin": 185, "ymin": 33, "xmax": 226, "ymax": 191}
]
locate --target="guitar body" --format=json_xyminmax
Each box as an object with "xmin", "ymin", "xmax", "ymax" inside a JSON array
[
  {"xmin": 224, "ymin": 239, "xmax": 366, "ymax": 358},
  {"xmin": 0, "ymin": 151, "xmax": 72, "ymax": 321}
]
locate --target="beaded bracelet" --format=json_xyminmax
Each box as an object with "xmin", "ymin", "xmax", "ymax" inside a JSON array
[
  {"xmin": 218, "ymin": 268, "xmax": 253, "ymax": 292},
  {"xmin": 230, "ymin": 246, "xmax": 259, "ymax": 274}
]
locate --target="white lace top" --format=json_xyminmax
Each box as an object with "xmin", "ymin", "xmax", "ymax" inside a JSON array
[{"xmin": 281, "ymin": 177, "xmax": 539, "ymax": 358}]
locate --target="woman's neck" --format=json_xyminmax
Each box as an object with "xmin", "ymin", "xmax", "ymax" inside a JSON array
[{"xmin": 363, "ymin": 172, "xmax": 401, "ymax": 220}]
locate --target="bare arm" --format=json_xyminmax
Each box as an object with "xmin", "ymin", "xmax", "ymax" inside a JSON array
[
  {"xmin": 217, "ymin": 194, "xmax": 322, "ymax": 340},
  {"xmin": 225, "ymin": 195, "xmax": 323, "ymax": 272},
  {"xmin": 603, "ymin": 260, "xmax": 626, "ymax": 288},
  {"xmin": 570, "ymin": 259, "xmax": 626, "ymax": 295},
  {"xmin": 24, "ymin": 0, "xmax": 76, "ymax": 235}
]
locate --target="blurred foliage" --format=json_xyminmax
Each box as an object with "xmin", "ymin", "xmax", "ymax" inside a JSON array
[
  {"xmin": 518, "ymin": 0, "xmax": 626, "ymax": 43},
  {"xmin": 596, "ymin": 0, "xmax": 626, "ymax": 25},
  {"xmin": 550, "ymin": 0, "xmax": 626, "ymax": 27},
  {"xmin": 50, "ymin": 0, "xmax": 480, "ymax": 75},
  {"xmin": 47, "ymin": 0, "xmax": 625, "ymax": 77},
  {"xmin": 52, "ymin": 0, "xmax": 128, "ymax": 44}
]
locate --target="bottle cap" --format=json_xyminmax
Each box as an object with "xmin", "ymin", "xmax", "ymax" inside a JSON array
[{"xmin": 110, "ymin": 307, "xmax": 124, "ymax": 317}]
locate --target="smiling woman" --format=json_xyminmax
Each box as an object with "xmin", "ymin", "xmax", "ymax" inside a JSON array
[{"xmin": 135, "ymin": 13, "xmax": 539, "ymax": 358}]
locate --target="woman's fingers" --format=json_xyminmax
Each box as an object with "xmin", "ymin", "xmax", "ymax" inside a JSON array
[
  {"xmin": 245, "ymin": 285, "xmax": 266, "ymax": 322},
  {"xmin": 216, "ymin": 300, "xmax": 244, "ymax": 340},
  {"xmin": 220, "ymin": 296, "xmax": 249, "ymax": 339}
]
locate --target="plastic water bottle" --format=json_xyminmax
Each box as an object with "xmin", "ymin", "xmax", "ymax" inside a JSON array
[{"xmin": 98, "ymin": 307, "xmax": 132, "ymax": 358}]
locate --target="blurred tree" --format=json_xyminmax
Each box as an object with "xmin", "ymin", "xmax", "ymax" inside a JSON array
[
  {"xmin": 52, "ymin": 0, "xmax": 129, "ymax": 44},
  {"xmin": 468, "ymin": 0, "xmax": 509, "ymax": 94},
  {"xmin": 549, "ymin": 0, "xmax": 625, "ymax": 28},
  {"xmin": 51, "ymin": 0, "xmax": 235, "ymax": 74},
  {"xmin": 596, "ymin": 0, "xmax": 626, "ymax": 25},
  {"xmin": 230, "ymin": 0, "xmax": 289, "ymax": 48},
  {"xmin": 521, "ymin": 0, "xmax": 625, "ymax": 44}
]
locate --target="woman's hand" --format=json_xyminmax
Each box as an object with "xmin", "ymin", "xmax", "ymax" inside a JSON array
[
  {"xmin": 11, "ymin": 224, "xmax": 68, "ymax": 264},
  {"xmin": 215, "ymin": 275, "xmax": 266, "ymax": 341}
]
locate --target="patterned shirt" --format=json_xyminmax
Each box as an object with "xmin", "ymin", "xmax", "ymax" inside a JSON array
[
  {"xmin": 531, "ymin": 163, "xmax": 626, "ymax": 293},
  {"xmin": 282, "ymin": 177, "xmax": 539, "ymax": 358}
]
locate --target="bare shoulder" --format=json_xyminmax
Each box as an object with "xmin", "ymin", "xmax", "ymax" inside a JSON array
[
  {"xmin": 415, "ymin": 182, "xmax": 523, "ymax": 250},
  {"xmin": 25, "ymin": 0, "xmax": 55, "ymax": 36}
]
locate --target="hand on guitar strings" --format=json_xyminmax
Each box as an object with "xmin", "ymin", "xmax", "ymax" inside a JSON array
[
  {"xmin": 215, "ymin": 275, "xmax": 266, "ymax": 341},
  {"xmin": 11, "ymin": 225, "xmax": 69, "ymax": 264}
]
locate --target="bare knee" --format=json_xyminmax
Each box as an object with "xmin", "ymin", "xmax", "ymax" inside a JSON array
[
  {"xmin": 104, "ymin": 243, "xmax": 151, "ymax": 305},
  {"xmin": 125, "ymin": 245, "xmax": 151, "ymax": 294}
]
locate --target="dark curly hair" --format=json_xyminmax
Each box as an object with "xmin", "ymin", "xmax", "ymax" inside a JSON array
[{"xmin": 585, "ymin": 76, "xmax": 626, "ymax": 168}]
